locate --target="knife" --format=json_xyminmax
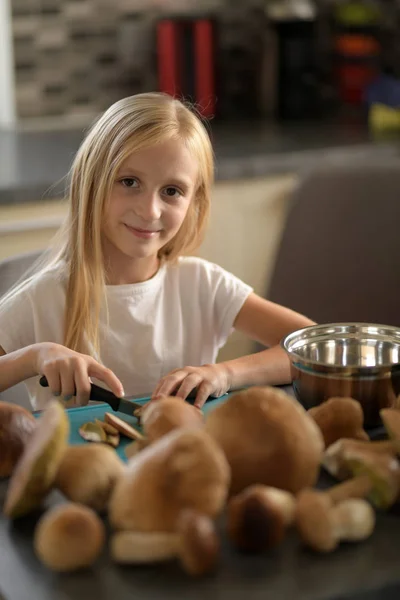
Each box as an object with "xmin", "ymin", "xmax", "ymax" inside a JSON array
[{"xmin": 39, "ymin": 375, "xmax": 145, "ymax": 416}]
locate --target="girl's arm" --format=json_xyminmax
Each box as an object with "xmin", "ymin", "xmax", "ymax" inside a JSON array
[
  {"xmin": 0, "ymin": 345, "xmax": 39, "ymax": 393},
  {"xmin": 152, "ymin": 293, "xmax": 315, "ymax": 406},
  {"xmin": 222, "ymin": 293, "xmax": 315, "ymax": 390},
  {"xmin": 0, "ymin": 343, "xmax": 124, "ymax": 404}
]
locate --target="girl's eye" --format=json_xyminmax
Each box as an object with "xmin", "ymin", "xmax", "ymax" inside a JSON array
[
  {"xmin": 162, "ymin": 186, "xmax": 182, "ymax": 199},
  {"xmin": 120, "ymin": 178, "xmax": 139, "ymax": 188}
]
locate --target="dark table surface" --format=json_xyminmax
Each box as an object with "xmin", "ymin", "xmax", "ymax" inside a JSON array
[{"xmin": 1, "ymin": 386, "xmax": 400, "ymax": 600}]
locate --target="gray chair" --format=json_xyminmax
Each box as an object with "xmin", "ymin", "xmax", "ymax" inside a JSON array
[
  {"xmin": 0, "ymin": 250, "xmax": 43, "ymax": 409},
  {"xmin": 267, "ymin": 161, "xmax": 400, "ymax": 327}
]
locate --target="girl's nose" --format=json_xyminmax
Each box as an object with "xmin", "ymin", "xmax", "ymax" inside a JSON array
[{"xmin": 135, "ymin": 192, "xmax": 162, "ymax": 222}]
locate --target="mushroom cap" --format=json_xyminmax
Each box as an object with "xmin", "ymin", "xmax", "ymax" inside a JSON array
[
  {"xmin": 344, "ymin": 449, "xmax": 400, "ymax": 509},
  {"xmin": 55, "ymin": 444, "xmax": 125, "ymax": 512},
  {"xmin": 0, "ymin": 403, "xmax": 36, "ymax": 478},
  {"xmin": 381, "ymin": 409, "xmax": 400, "ymax": 443},
  {"xmin": 34, "ymin": 503, "xmax": 105, "ymax": 572},
  {"xmin": 295, "ymin": 490, "xmax": 337, "ymax": 552},
  {"xmin": 177, "ymin": 510, "xmax": 219, "ymax": 576},
  {"xmin": 3, "ymin": 400, "xmax": 69, "ymax": 518},
  {"xmin": 227, "ymin": 485, "xmax": 287, "ymax": 552},
  {"xmin": 109, "ymin": 427, "xmax": 230, "ymax": 532},
  {"xmin": 204, "ymin": 386, "xmax": 324, "ymax": 495},
  {"xmin": 141, "ymin": 397, "xmax": 204, "ymax": 443},
  {"xmin": 323, "ymin": 438, "xmax": 397, "ymax": 481},
  {"xmin": 309, "ymin": 397, "xmax": 369, "ymax": 448}
]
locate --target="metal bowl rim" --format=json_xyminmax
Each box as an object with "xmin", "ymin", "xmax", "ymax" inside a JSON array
[{"xmin": 281, "ymin": 322, "xmax": 400, "ymax": 371}]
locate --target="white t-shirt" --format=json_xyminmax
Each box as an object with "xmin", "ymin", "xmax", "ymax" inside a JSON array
[{"xmin": 0, "ymin": 256, "xmax": 252, "ymax": 410}]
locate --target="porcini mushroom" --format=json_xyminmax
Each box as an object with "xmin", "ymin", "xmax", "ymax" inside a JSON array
[
  {"xmin": 227, "ymin": 485, "xmax": 296, "ymax": 553},
  {"xmin": 308, "ymin": 397, "xmax": 369, "ymax": 448},
  {"xmin": 34, "ymin": 503, "xmax": 105, "ymax": 571},
  {"xmin": 55, "ymin": 445, "xmax": 125, "ymax": 512},
  {"xmin": 323, "ymin": 438, "xmax": 398, "ymax": 480},
  {"xmin": 111, "ymin": 509, "xmax": 219, "ymax": 576},
  {"xmin": 296, "ymin": 491, "xmax": 375, "ymax": 552},
  {"xmin": 381, "ymin": 409, "xmax": 400, "ymax": 449},
  {"xmin": 204, "ymin": 386, "xmax": 324, "ymax": 495},
  {"xmin": 3, "ymin": 400, "xmax": 69, "ymax": 518},
  {"xmin": 0, "ymin": 402, "xmax": 36, "ymax": 478},
  {"xmin": 104, "ymin": 412, "xmax": 144, "ymax": 441},
  {"xmin": 109, "ymin": 427, "xmax": 230, "ymax": 532},
  {"xmin": 140, "ymin": 396, "xmax": 204, "ymax": 443}
]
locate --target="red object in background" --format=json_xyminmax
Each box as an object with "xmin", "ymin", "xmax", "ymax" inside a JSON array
[
  {"xmin": 334, "ymin": 33, "xmax": 381, "ymax": 105},
  {"xmin": 335, "ymin": 63, "xmax": 379, "ymax": 104},
  {"xmin": 156, "ymin": 17, "xmax": 216, "ymax": 118}
]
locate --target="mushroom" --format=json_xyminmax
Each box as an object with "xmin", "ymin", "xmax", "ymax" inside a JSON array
[
  {"xmin": 109, "ymin": 427, "xmax": 230, "ymax": 532},
  {"xmin": 3, "ymin": 400, "xmax": 69, "ymax": 518},
  {"xmin": 111, "ymin": 509, "xmax": 219, "ymax": 576},
  {"xmin": 308, "ymin": 397, "xmax": 369, "ymax": 448},
  {"xmin": 296, "ymin": 491, "xmax": 375, "ymax": 552},
  {"xmin": 34, "ymin": 503, "xmax": 105, "ymax": 571},
  {"xmin": 0, "ymin": 402, "xmax": 36, "ymax": 478},
  {"xmin": 104, "ymin": 412, "xmax": 145, "ymax": 441},
  {"xmin": 204, "ymin": 386, "xmax": 324, "ymax": 495},
  {"xmin": 305, "ymin": 449, "xmax": 400, "ymax": 515},
  {"xmin": 381, "ymin": 409, "xmax": 400, "ymax": 449},
  {"xmin": 323, "ymin": 438, "xmax": 398, "ymax": 480},
  {"xmin": 140, "ymin": 396, "xmax": 204, "ymax": 443},
  {"xmin": 227, "ymin": 484, "xmax": 296, "ymax": 553},
  {"xmin": 55, "ymin": 445, "xmax": 126, "ymax": 512}
]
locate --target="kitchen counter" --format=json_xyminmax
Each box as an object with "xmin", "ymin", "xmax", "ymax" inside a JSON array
[{"xmin": 1, "ymin": 117, "xmax": 399, "ymax": 205}]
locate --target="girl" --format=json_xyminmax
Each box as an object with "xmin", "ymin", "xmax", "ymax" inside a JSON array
[{"xmin": 0, "ymin": 93, "xmax": 314, "ymax": 411}]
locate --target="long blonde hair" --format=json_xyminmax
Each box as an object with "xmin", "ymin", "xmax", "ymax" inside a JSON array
[{"xmin": 2, "ymin": 93, "xmax": 214, "ymax": 358}]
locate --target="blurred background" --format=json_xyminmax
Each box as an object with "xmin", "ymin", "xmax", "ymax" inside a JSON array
[{"xmin": 1, "ymin": 0, "xmax": 400, "ymax": 361}]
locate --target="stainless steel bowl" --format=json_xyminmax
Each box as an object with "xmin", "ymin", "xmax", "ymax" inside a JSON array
[{"xmin": 281, "ymin": 323, "xmax": 400, "ymax": 427}]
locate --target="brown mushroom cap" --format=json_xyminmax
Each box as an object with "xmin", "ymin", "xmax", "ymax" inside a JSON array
[
  {"xmin": 308, "ymin": 397, "xmax": 369, "ymax": 448},
  {"xmin": 34, "ymin": 503, "xmax": 105, "ymax": 571},
  {"xmin": 295, "ymin": 490, "xmax": 337, "ymax": 552},
  {"xmin": 227, "ymin": 485, "xmax": 293, "ymax": 553},
  {"xmin": 204, "ymin": 386, "xmax": 324, "ymax": 495},
  {"xmin": 381, "ymin": 409, "xmax": 400, "ymax": 444},
  {"xmin": 323, "ymin": 438, "xmax": 397, "ymax": 481},
  {"xmin": 343, "ymin": 449, "xmax": 400, "ymax": 510},
  {"xmin": 0, "ymin": 403, "xmax": 36, "ymax": 478},
  {"xmin": 55, "ymin": 444, "xmax": 125, "ymax": 512},
  {"xmin": 141, "ymin": 397, "xmax": 204, "ymax": 443},
  {"xmin": 109, "ymin": 427, "xmax": 230, "ymax": 532},
  {"xmin": 3, "ymin": 400, "xmax": 69, "ymax": 518},
  {"xmin": 177, "ymin": 509, "xmax": 220, "ymax": 576}
]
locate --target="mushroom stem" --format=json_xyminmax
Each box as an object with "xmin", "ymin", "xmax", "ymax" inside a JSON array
[
  {"xmin": 333, "ymin": 499, "xmax": 376, "ymax": 542},
  {"xmin": 327, "ymin": 475, "xmax": 373, "ymax": 504},
  {"xmin": 110, "ymin": 510, "xmax": 219, "ymax": 576}
]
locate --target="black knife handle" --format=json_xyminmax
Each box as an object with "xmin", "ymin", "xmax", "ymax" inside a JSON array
[{"xmin": 39, "ymin": 375, "xmax": 120, "ymax": 411}]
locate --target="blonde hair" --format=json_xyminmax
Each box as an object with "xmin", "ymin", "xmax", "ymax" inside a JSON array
[{"xmin": 2, "ymin": 93, "xmax": 214, "ymax": 358}]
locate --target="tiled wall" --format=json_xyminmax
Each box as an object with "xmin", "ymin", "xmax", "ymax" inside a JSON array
[
  {"xmin": 11, "ymin": 0, "xmax": 269, "ymax": 122},
  {"xmin": 10, "ymin": 0, "xmax": 400, "ymax": 122}
]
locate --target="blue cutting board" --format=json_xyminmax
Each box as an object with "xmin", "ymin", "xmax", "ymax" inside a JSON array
[{"xmin": 60, "ymin": 395, "xmax": 230, "ymax": 462}]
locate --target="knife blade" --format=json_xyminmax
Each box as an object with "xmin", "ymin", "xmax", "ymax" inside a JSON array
[{"xmin": 39, "ymin": 375, "xmax": 145, "ymax": 415}]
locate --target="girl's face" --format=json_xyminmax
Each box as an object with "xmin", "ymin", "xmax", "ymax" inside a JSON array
[{"xmin": 102, "ymin": 137, "xmax": 198, "ymax": 281}]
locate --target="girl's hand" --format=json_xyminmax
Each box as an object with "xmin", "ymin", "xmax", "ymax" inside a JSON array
[
  {"xmin": 34, "ymin": 342, "xmax": 124, "ymax": 406},
  {"xmin": 152, "ymin": 363, "xmax": 231, "ymax": 408}
]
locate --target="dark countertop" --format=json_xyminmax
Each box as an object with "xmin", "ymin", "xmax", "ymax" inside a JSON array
[
  {"xmin": 2, "ymin": 472, "xmax": 400, "ymax": 600},
  {"xmin": 1, "ymin": 385, "xmax": 400, "ymax": 600},
  {"xmin": 1, "ymin": 117, "xmax": 400, "ymax": 205}
]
